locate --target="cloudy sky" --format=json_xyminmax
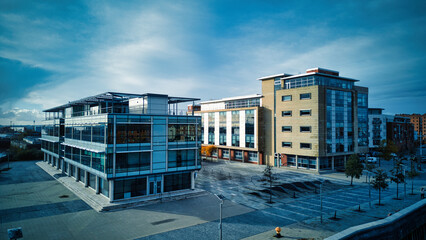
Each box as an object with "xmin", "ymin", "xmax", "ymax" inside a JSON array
[{"xmin": 1, "ymin": 0, "xmax": 425, "ymax": 125}]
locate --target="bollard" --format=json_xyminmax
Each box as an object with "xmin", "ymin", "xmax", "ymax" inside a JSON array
[{"xmin": 274, "ymin": 227, "xmax": 282, "ymax": 238}]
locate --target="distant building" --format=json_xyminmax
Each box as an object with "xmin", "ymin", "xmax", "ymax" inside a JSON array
[
  {"xmin": 387, "ymin": 116, "xmax": 415, "ymax": 153},
  {"xmin": 368, "ymin": 109, "xmax": 415, "ymax": 153},
  {"xmin": 196, "ymin": 94, "xmax": 264, "ymax": 164},
  {"xmin": 41, "ymin": 92, "xmax": 201, "ymax": 202},
  {"xmin": 187, "ymin": 104, "xmax": 201, "ymax": 115},
  {"xmin": 368, "ymin": 108, "xmax": 393, "ymax": 149},
  {"xmin": 260, "ymin": 67, "xmax": 369, "ymax": 171},
  {"xmin": 397, "ymin": 113, "xmax": 426, "ymax": 144}
]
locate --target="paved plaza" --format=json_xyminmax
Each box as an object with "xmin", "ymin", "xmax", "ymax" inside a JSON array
[{"xmin": 0, "ymin": 160, "xmax": 425, "ymax": 240}]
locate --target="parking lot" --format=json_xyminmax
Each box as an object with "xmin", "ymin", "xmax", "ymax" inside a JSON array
[{"xmin": 1, "ymin": 160, "xmax": 424, "ymax": 240}]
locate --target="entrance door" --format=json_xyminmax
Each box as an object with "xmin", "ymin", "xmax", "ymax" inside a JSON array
[{"xmin": 149, "ymin": 178, "xmax": 162, "ymax": 195}]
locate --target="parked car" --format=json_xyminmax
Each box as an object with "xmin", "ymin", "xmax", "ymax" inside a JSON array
[{"xmin": 367, "ymin": 157, "xmax": 378, "ymax": 164}]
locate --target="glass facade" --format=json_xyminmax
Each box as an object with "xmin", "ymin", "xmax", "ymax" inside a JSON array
[
  {"xmin": 164, "ymin": 172, "xmax": 191, "ymax": 192},
  {"xmin": 168, "ymin": 149, "xmax": 196, "ymax": 168},
  {"xmin": 114, "ymin": 177, "xmax": 147, "ymax": 200},
  {"xmin": 225, "ymin": 98, "xmax": 260, "ymax": 109},
  {"xmin": 326, "ymin": 89, "xmax": 354, "ymax": 153},
  {"xmin": 297, "ymin": 156, "xmax": 316, "ymax": 169},
  {"xmin": 64, "ymin": 145, "xmax": 106, "ymax": 172},
  {"xmin": 115, "ymin": 152, "xmax": 150, "ymax": 174},
  {"xmin": 219, "ymin": 112, "xmax": 226, "ymax": 145},
  {"xmin": 231, "ymin": 111, "xmax": 239, "ymax": 146},
  {"xmin": 208, "ymin": 113, "xmax": 215, "ymax": 144},
  {"xmin": 357, "ymin": 93, "xmax": 368, "ymax": 147},
  {"xmin": 245, "ymin": 110, "xmax": 254, "ymax": 148},
  {"xmin": 283, "ymin": 75, "xmax": 354, "ymax": 90}
]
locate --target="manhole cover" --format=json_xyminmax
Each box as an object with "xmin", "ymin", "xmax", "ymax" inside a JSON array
[{"xmin": 59, "ymin": 195, "xmax": 69, "ymax": 198}]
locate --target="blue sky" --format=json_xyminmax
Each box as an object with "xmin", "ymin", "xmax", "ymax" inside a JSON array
[{"xmin": 1, "ymin": 0, "xmax": 425, "ymax": 125}]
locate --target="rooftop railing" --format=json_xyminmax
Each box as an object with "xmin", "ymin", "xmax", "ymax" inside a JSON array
[{"xmin": 44, "ymin": 106, "xmax": 196, "ymax": 120}]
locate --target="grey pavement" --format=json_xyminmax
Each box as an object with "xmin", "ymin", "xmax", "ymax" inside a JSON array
[
  {"xmin": 0, "ymin": 161, "xmax": 251, "ymax": 240},
  {"xmin": 1, "ymin": 160, "xmax": 425, "ymax": 240}
]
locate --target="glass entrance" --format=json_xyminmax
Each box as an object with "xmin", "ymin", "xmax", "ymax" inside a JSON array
[{"xmin": 149, "ymin": 176, "xmax": 162, "ymax": 195}]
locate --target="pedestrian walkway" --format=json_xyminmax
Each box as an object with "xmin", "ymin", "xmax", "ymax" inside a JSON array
[{"xmin": 37, "ymin": 161, "xmax": 207, "ymax": 212}]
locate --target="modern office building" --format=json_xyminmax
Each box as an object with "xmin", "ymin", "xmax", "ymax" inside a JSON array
[
  {"xmin": 260, "ymin": 68, "xmax": 368, "ymax": 171},
  {"xmin": 196, "ymin": 94, "xmax": 264, "ymax": 164},
  {"xmin": 41, "ymin": 92, "xmax": 201, "ymax": 202}
]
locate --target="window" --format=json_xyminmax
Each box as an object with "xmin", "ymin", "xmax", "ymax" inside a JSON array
[
  {"xmin": 300, "ymin": 110, "xmax": 311, "ymax": 116},
  {"xmin": 282, "ymin": 95, "xmax": 292, "ymax": 101},
  {"xmin": 282, "ymin": 142, "xmax": 292, "ymax": 148},
  {"xmin": 300, "ymin": 143, "xmax": 311, "ymax": 149},
  {"xmin": 300, "ymin": 93, "xmax": 311, "ymax": 100},
  {"xmin": 282, "ymin": 111, "xmax": 292, "ymax": 117},
  {"xmin": 282, "ymin": 126, "xmax": 292, "ymax": 132},
  {"xmin": 164, "ymin": 172, "xmax": 191, "ymax": 192},
  {"xmin": 234, "ymin": 150, "xmax": 243, "ymax": 160},
  {"xmin": 300, "ymin": 126, "xmax": 311, "ymax": 132}
]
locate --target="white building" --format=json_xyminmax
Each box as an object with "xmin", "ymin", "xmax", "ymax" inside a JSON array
[
  {"xmin": 368, "ymin": 108, "xmax": 394, "ymax": 149},
  {"xmin": 196, "ymin": 94, "xmax": 264, "ymax": 164}
]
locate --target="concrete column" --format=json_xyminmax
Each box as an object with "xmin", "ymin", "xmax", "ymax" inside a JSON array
[
  {"xmin": 191, "ymin": 172, "xmax": 195, "ymax": 190},
  {"xmin": 61, "ymin": 159, "xmax": 65, "ymax": 173},
  {"xmin": 76, "ymin": 168, "xmax": 80, "ymax": 182},
  {"xmin": 344, "ymin": 155, "xmax": 347, "ymax": 168},
  {"xmin": 95, "ymin": 176, "xmax": 100, "ymax": 194},
  {"xmin": 56, "ymin": 158, "xmax": 60, "ymax": 170},
  {"xmin": 332, "ymin": 156, "xmax": 335, "ymax": 170},
  {"xmin": 84, "ymin": 171, "xmax": 89, "ymax": 187},
  {"xmin": 316, "ymin": 157, "xmax": 320, "ymax": 172},
  {"xmin": 109, "ymin": 180, "xmax": 114, "ymax": 202},
  {"xmin": 67, "ymin": 163, "xmax": 71, "ymax": 177},
  {"xmin": 295, "ymin": 155, "xmax": 299, "ymax": 169}
]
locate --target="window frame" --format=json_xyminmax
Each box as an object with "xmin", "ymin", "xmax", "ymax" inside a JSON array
[
  {"xmin": 300, "ymin": 109, "xmax": 311, "ymax": 116},
  {"xmin": 300, "ymin": 143, "xmax": 312, "ymax": 149},
  {"xmin": 281, "ymin": 95, "xmax": 292, "ymax": 102},
  {"xmin": 282, "ymin": 126, "xmax": 292, "ymax": 132},
  {"xmin": 282, "ymin": 111, "xmax": 292, "ymax": 117},
  {"xmin": 300, "ymin": 126, "xmax": 311, "ymax": 132},
  {"xmin": 282, "ymin": 142, "xmax": 292, "ymax": 148},
  {"xmin": 300, "ymin": 93, "xmax": 312, "ymax": 100}
]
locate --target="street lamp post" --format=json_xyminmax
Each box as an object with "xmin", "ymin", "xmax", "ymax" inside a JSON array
[
  {"xmin": 368, "ymin": 173, "xmax": 371, "ymax": 208},
  {"xmin": 320, "ymin": 180, "xmax": 323, "ymax": 223},
  {"xmin": 215, "ymin": 194, "xmax": 225, "ymax": 240}
]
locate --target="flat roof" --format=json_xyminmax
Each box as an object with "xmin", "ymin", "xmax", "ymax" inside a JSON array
[
  {"xmin": 43, "ymin": 92, "xmax": 200, "ymax": 112},
  {"xmin": 200, "ymin": 94, "xmax": 262, "ymax": 104},
  {"xmin": 257, "ymin": 73, "xmax": 292, "ymax": 81},
  {"xmin": 281, "ymin": 72, "xmax": 359, "ymax": 82},
  {"xmin": 306, "ymin": 67, "xmax": 339, "ymax": 74}
]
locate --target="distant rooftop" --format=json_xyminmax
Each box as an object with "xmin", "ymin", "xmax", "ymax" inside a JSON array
[
  {"xmin": 258, "ymin": 73, "xmax": 292, "ymax": 81},
  {"xmin": 200, "ymin": 94, "xmax": 262, "ymax": 104}
]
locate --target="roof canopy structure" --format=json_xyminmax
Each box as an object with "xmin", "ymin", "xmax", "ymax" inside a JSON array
[{"xmin": 43, "ymin": 92, "xmax": 200, "ymax": 112}]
